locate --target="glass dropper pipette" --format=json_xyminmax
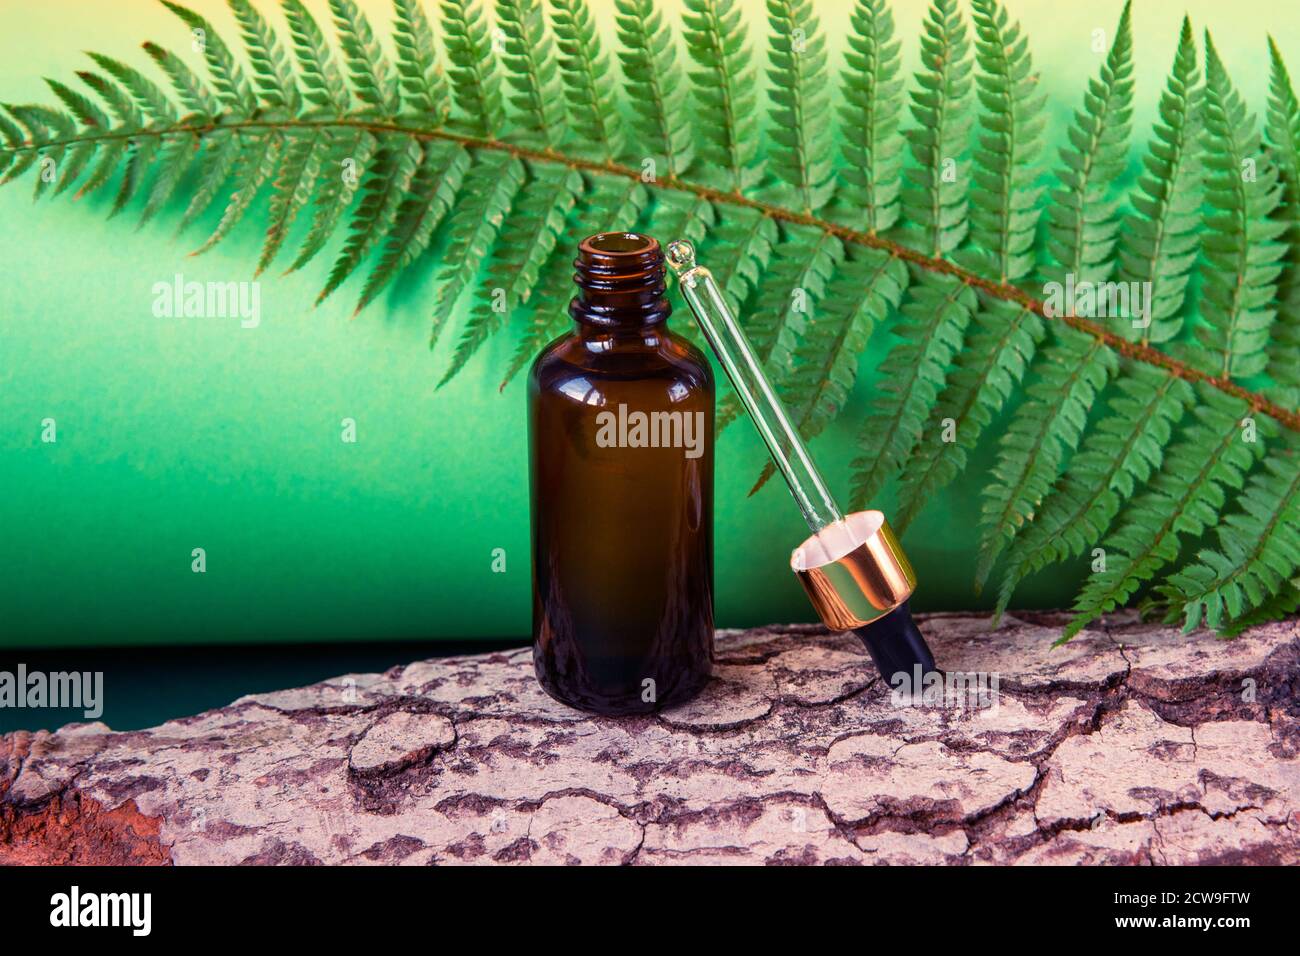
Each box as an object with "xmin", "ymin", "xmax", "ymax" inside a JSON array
[
  {"xmin": 665, "ymin": 240, "xmax": 844, "ymax": 536},
  {"xmin": 665, "ymin": 239, "xmax": 938, "ymax": 680}
]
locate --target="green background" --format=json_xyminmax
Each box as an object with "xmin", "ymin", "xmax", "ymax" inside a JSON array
[{"xmin": 2, "ymin": 0, "xmax": 1296, "ymax": 649}]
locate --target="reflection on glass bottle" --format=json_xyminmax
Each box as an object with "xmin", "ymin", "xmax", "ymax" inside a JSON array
[{"xmin": 528, "ymin": 233, "xmax": 715, "ymax": 715}]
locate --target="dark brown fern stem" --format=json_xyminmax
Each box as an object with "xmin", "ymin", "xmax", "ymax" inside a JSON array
[{"xmin": 7, "ymin": 114, "xmax": 1299, "ymax": 432}]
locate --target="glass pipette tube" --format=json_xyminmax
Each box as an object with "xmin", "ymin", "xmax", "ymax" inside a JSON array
[
  {"xmin": 665, "ymin": 239, "xmax": 844, "ymax": 536},
  {"xmin": 667, "ymin": 238, "xmax": 937, "ymax": 681}
]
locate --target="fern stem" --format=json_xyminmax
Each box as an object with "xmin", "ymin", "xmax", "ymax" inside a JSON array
[{"xmin": 5, "ymin": 113, "xmax": 1298, "ymax": 431}]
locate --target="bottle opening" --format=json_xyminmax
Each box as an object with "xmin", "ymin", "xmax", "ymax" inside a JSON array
[
  {"xmin": 583, "ymin": 232, "xmax": 657, "ymax": 256},
  {"xmin": 571, "ymin": 232, "xmax": 670, "ymax": 328}
]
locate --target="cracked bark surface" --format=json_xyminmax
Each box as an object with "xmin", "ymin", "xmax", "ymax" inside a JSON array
[{"xmin": 1, "ymin": 611, "xmax": 1297, "ymax": 865}]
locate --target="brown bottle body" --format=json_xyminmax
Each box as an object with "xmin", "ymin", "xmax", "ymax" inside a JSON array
[{"xmin": 528, "ymin": 233, "xmax": 714, "ymax": 715}]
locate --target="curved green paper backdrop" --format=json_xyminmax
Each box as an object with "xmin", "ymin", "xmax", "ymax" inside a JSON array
[{"xmin": 1, "ymin": 0, "xmax": 1294, "ymax": 647}]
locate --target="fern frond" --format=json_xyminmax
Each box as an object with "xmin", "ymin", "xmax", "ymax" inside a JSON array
[
  {"xmin": 974, "ymin": 325, "xmax": 1117, "ymax": 590},
  {"xmin": 902, "ymin": 0, "xmax": 973, "ymax": 257},
  {"xmin": 755, "ymin": 248, "xmax": 907, "ymax": 492},
  {"xmin": 705, "ymin": 206, "xmax": 778, "ymax": 314},
  {"xmin": 721, "ymin": 227, "xmax": 841, "ymax": 427},
  {"xmin": 1062, "ymin": 385, "xmax": 1272, "ymax": 641},
  {"xmin": 993, "ymin": 362, "xmax": 1195, "ymax": 619},
  {"xmin": 282, "ymin": 0, "xmax": 349, "ymax": 111},
  {"xmin": 681, "ymin": 0, "xmax": 760, "ymax": 191},
  {"xmin": 765, "ymin": 0, "xmax": 834, "ymax": 213},
  {"xmin": 141, "ymin": 41, "xmax": 219, "ymax": 117},
  {"xmin": 177, "ymin": 130, "xmax": 242, "ymax": 231},
  {"xmin": 849, "ymin": 269, "xmax": 975, "ymax": 508},
  {"xmin": 255, "ymin": 130, "xmax": 324, "ymax": 273},
  {"xmin": 139, "ymin": 133, "xmax": 200, "ymax": 224},
  {"xmin": 550, "ymin": 0, "xmax": 622, "ymax": 162},
  {"xmin": 228, "ymin": 0, "xmax": 299, "ymax": 113},
  {"xmin": 316, "ymin": 135, "xmax": 423, "ymax": 301},
  {"xmin": 1159, "ymin": 441, "xmax": 1300, "ymax": 632},
  {"xmin": 1218, "ymin": 578, "xmax": 1300, "ymax": 636},
  {"xmin": 837, "ymin": 0, "xmax": 904, "ymax": 234},
  {"xmin": 430, "ymin": 154, "xmax": 527, "ymax": 348},
  {"xmin": 966, "ymin": 0, "xmax": 1044, "ymax": 283},
  {"xmin": 1194, "ymin": 33, "xmax": 1286, "ymax": 379},
  {"xmin": 191, "ymin": 131, "xmax": 283, "ymax": 254},
  {"xmin": 892, "ymin": 296, "xmax": 1043, "ymax": 530},
  {"xmin": 355, "ymin": 143, "xmax": 469, "ymax": 314},
  {"xmin": 85, "ymin": 53, "xmax": 177, "ymax": 123},
  {"xmin": 499, "ymin": 175, "xmax": 650, "ymax": 387},
  {"xmin": 159, "ymin": 1, "xmax": 255, "ymax": 113},
  {"xmin": 613, "ymin": 0, "xmax": 693, "ymax": 178},
  {"xmin": 393, "ymin": 0, "xmax": 449, "ymax": 122},
  {"xmin": 1115, "ymin": 17, "xmax": 1201, "ymax": 345},
  {"xmin": 496, "ymin": 0, "xmax": 566, "ymax": 148},
  {"xmin": 328, "ymin": 0, "xmax": 398, "ymax": 116},
  {"xmin": 1266, "ymin": 37, "xmax": 1300, "ymax": 406},
  {"xmin": 1043, "ymin": 0, "xmax": 1133, "ymax": 283},
  {"xmin": 440, "ymin": 166, "xmax": 582, "ymax": 386},
  {"xmin": 286, "ymin": 128, "xmax": 377, "ymax": 272},
  {"xmin": 440, "ymin": 0, "xmax": 504, "ymax": 136}
]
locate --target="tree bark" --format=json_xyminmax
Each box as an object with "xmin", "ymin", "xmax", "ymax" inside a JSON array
[{"xmin": 2, "ymin": 611, "xmax": 1297, "ymax": 865}]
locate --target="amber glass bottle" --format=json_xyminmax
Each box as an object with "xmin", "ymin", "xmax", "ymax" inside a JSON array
[{"xmin": 528, "ymin": 232, "xmax": 715, "ymax": 715}]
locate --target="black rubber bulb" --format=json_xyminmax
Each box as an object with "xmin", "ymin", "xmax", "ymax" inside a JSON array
[{"xmin": 853, "ymin": 600, "xmax": 940, "ymax": 684}]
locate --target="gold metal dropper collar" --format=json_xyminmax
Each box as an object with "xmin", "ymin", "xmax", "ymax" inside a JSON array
[{"xmin": 791, "ymin": 512, "xmax": 917, "ymax": 630}]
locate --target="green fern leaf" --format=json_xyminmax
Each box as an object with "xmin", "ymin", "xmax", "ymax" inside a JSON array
[
  {"xmin": 974, "ymin": 325, "xmax": 1118, "ymax": 590},
  {"xmin": 440, "ymin": 0, "xmax": 504, "ymax": 136},
  {"xmin": 496, "ymin": 0, "xmax": 566, "ymax": 148},
  {"xmin": 1194, "ymin": 33, "xmax": 1287, "ymax": 379},
  {"xmin": 722, "ymin": 227, "xmax": 841, "ymax": 427},
  {"xmin": 765, "ymin": 0, "xmax": 834, "ymax": 213},
  {"xmin": 902, "ymin": 0, "xmax": 973, "ymax": 257},
  {"xmin": 1267, "ymin": 37, "xmax": 1300, "ymax": 407},
  {"xmin": 285, "ymin": 128, "xmax": 376, "ymax": 273},
  {"xmin": 836, "ymin": 0, "xmax": 905, "ymax": 234},
  {"xmin": 681, "ymin": 0, "xmax": 760, "ymax": 191},
  {"xmin": 430, "ymin": 154, "xmax": 527, "ymax": 349},
  {"xmin": 613, "ymin": 0, "xmax": 692, "ymax": 178},
  {"xmin": 176, "ymin": 130, "xmax": 242, "ymax": 230},
  {"xmin": 499, "ymin": 176, "xmax": 651, "ymax": 387},
  {"xmin": 892, "ymin": 296, "xmax": 1043, "ymax": 531},
  {"xmin": 328, "ymin": 0, "xmax": 398, "ymax": 116},
  {"xmin": 966, "ymin": 0, "xmax": 1044, "ymax": 283},
  {"xmin": 393, "ymin": 0, "xmax": 449, "ymax": 122},
  {"xmin": 191, "ymin": 131, "xmax": 283, "ymax": 254},
  {"xmin": 440, "ymin": 166, "xmax": 582, "ymax": 386},
  {"xmin": 1159, "ymin": 442, "xmax": 1300, "ymax": 632},
  {"xmin": 703, "ymin": 206, "xmax": 778, "ymax": 315},
  {"xmin": 1062, "ymin": 385, "xmax": 1272, "ymax": 641},
  {"xmin": 255, "ymin": 130, "xmax": 326, "ymax": 274},
  {"xmin": 85, "ymin": 52, "xmax": 178, "ymax": 123},
  {"xmin": 139, "ymin": 134, "xmax": 200, "ymax": 224},
  {"xmin": 355, "ymin": 143, "xmax": 470, "ymax": 314},
  {"xmin": 1043, "ymin": 0, "xmax": 1133, "ymax": 283},
  {"xmin": 1217, "ymin": 577, "xmax": 1300, "ymax": 636},
  {"xmin": 160, "ymin": 1, "xmax": 255, "ymax": 113},
  {"xmin": 75, "ymin": 70, "xmax": 144, "ymax": 128},
  {"xmin": 755, "ymin": 248, "xmax": 907, "ymax": 492},
  {"xmin": 141, "ymin": 42, "xmax": 219, "ymax": 117},
  {"xmin": 317, "ymin": 135, "xmax": 422, "ymax": 302},
  {"xmin": 848, "ymin": 268, "xmax": 974, "ymax": 507},
  {"xmin": 44, "ymin": 78, "xmax": 110, "ymax": 130},
  {"xmin": 1114, "ymin": 17, "xmax": 1201, "ymax": 345},
  {"xmin": 993, "ymin": 362, "xmax": 1196, "ymax": 619},
  {"xmin": 282, "ymin": 0, "xmax": 349, "ymax": 111},
  {"xmin": 550, "ymin": 0, "xmax": 622, "ymax": 162},
  {"xmin": 227, "ymin": 0, "xmax": 299, "ymax": 112}
]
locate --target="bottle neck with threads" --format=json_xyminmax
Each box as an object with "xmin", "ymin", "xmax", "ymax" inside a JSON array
[{"xmin": 570, "ymin": 232, "xmax": 671, "ymax": 334}]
